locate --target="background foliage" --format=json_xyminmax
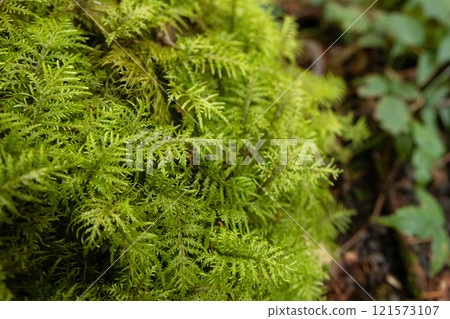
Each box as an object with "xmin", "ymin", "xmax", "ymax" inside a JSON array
[
  {"xmin": 281, "ymin": 0, "xmax": 449, "ymax": 299},
  {"xmin": 318, "ymin": 0, "xmax": 450, "ymax": 274}
]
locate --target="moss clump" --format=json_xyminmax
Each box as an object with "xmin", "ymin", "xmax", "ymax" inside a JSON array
[{"xmin": 0, "ymin": 0, "xmax": 367, "ymax": 300}]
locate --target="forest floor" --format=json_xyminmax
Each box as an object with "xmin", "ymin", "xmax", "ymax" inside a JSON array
[{"xmin": 277, "ymin": 0, "xmax": 450, "ymax": 301}]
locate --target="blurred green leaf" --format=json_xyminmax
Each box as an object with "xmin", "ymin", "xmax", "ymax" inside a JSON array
[
  {"xmin": 379, "ymin": 189, "xmax": 449, "ymax": 275},
  {"xmin": 395, "ymin": 133, "xmax": 413, "ymax": 160},
  {"xmin": 420, "ymin": 0, "xmax": 450, "ymax": 24},
  {"xmin": 418, "ymin": 187, "xmax": 445, "ymax": 225},
  {"xmin": 432, "ymin": 229, "xmax": 450, "ymax": 274},
  {"xmin": 412, "ymin": 150, "xmax": 433, "ymax": 184},
  {"xmin": 375, "ymin": 96, "xmax": 411, "ymax": 136},
  {"xmin": 412, "ymin": 121, "xmax": 445, "ymax": 184},
  {"xmin": 412, "ymin": 121, "xmax": 445, "ymax": 159},
  {"xmin": 390, "ymin": 42, "xmax": 406, "ymax": 58},
  {"xmin": 380, "ymin": 206, "xmax": 431, "ymax": 237},
  {"xmin": 358, "ymin": 75, "xmax": 388, "ymax": 97},
  {"xmin": 388, "ymin": 76, "xmax": 420, "ymax": 100},
  {"xmin": 437, "ymin": 35, "xmax": 450, "ymax": 65},
  {"xmin": 417, "ymin": 52, "xmax": 435, "ymax": 86},
  {"xmin": 439, "ymin": 107, "xmax": 450, "ymax": 129},
  {"xmin": 357, "ymin": 33, "xmax": 386, "ymax": 48},
  {"xmin": 324, "ymin": 2, "xmax": 370, "ymax": 33},
  {"xmin": 378, "ymin": 13, "xmax": 425, "ymax": 47},
  {"xmin": 421, "ymin": 107, "xmax": 438, "ymax": 130},
  {"xmin": 424, "ymin": 86, "xmax": 448, "ymax": 112}
]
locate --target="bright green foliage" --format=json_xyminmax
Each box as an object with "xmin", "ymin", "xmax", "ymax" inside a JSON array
[
  {"xmin": 0, "ymin": 0, "xmax": 365, "ymax": 300},
  {"xmin": 379, "ymin": 189, "xmax": 450, "ymax": 275}
]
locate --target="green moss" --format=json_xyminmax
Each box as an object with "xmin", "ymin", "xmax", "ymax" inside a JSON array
[{"xmin": 0, "ymin": 0, "xmax": 367, "ymax": 300}]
